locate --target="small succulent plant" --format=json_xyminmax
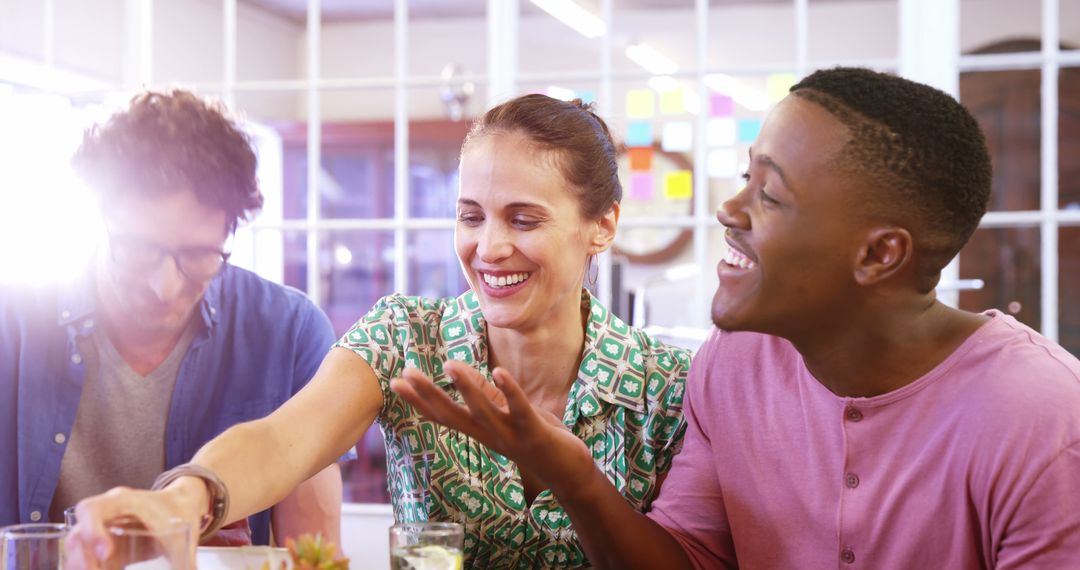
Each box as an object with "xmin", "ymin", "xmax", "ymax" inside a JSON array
[{"xmin": 285, "ymin": 533, "xmax": 350, "ymax": 570}]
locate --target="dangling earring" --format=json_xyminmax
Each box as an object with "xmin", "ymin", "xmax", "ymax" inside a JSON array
[{"xmin": 585, "ymin": 254, "xmax": 599, "ymax": 289}]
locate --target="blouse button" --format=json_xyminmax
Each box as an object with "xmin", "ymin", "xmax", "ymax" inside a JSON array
[
  {"xmin": 841, "ymin": 548, "xmax": 855, "ymax": 564},
  {"xmin": 845, "ymin": 407, "xmax": 863, "ymax": 422},
  {"xmin": 845, "ymin": 472, "xmax": 860, "ymax": 489}
]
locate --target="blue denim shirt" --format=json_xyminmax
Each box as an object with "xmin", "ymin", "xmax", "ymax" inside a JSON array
[{"xmin": 0, "ymin": 263, "xmax": 334, "ymax": 544}]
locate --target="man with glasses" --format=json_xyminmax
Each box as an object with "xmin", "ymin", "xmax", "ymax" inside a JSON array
[{"xmin": 0, "ymin": 90, "xmax": 342, "ymax": 546}]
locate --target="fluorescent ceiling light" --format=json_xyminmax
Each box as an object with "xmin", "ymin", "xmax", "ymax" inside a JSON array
[
  {"xmin": 703, "ymin": 73, "xmax": 770, "ymax": 111},
  {"xmin": 626, "ymin": 43, "xmax": 678, "ymax": 76},
  {"xmin": 530, "ymin": 0, "xmax": 606, "ymax": 39},
  {"xmin": 546, "ymin": 85, "xmax": 577, "ymax": 101},
  {"xmin": 647, "ymin": 75, "xmax": 680, "ymax": 92}
]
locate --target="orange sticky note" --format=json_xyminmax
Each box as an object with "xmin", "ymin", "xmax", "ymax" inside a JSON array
[
  {"xmin": 664, "ymin": 170, "xmax": 692, "ymax": 200},
  {"xmin": 628, "ymin": 147, "xmax": 653, "ymax": 171}
]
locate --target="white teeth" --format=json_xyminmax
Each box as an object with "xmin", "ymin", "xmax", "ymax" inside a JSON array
[
  {"xmin": 723, "ymin": 247, "xmax": 756, "ymax": 270},
  {"xmin": 482, "ymin": 272, "xmax": 531, "ymax": 288}
]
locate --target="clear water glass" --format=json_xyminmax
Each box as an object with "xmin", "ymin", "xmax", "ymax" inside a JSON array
[
  {"xmin": 102, "ymin": 517, "xmax": 190, "ymax": 570},
  {"xmin": 1, "ymin": 523, "xmax": 67, "ymax": 570},
  {"xmin": 389, "ymin": 522, "xmax": 464, "ymax": 570}
]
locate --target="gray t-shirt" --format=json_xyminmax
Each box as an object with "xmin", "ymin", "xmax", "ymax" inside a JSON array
[{"xmin": 48, "ymin": 323, "xmax": 197, "ymax": 522}]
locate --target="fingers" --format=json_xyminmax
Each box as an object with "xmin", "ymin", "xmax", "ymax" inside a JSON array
[
  {"xmin": 392, "ymin": 368, "xmax": 484, "ymax": 436},
  {"xmin": 443, "ymin": 361, "xmax": 505, "ymax": 425}
]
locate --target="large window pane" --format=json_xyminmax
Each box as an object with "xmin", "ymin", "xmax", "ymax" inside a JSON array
[
  {"xmin": 408, "ymin": 85, "xmax": 476, "ymax": 219},
  {"xmin": 1064, "ymin": 0, "xmax": 1080, "ymax": 46},
  {"xmin": 1061, "ymin": 227, "xmax": 1080, "ymax": 358},
  {"xmin": 321, "ymin": 230, "xmax": 395, "ymax": 336},
  {"xmin": 518, "ymin": 0, "xmax": 602, "ymax": 74},
  {"xmin": 407, "ymin": 230, "xmax": 468, "ymax": 299},
  {"xmin": 234, "ymin": 90, "xmax": 311, "ymax": 220},
  {"xmin": 153, "ymin": 0, "xmax": 224, "ymax": 84},
  {"xmin": 958, "ymin": 227, "xmax": 1041, "ymax": 331},
  {"xmin": 237, "ymin": 0, "xmax": 306, "ymax": 82},
  {"xmin": 1060, "ymin": 66, "xmax": 1080, "ymax": 210},
  {"xmin": 960, "ymin": 68, "xmax": 1042, "ymax": 212},
  {"xmin": 0, "ymin": 0, "xmax": 46, "ymax": 60},
  {"xmin": 343, "ymin": 426, "xmax": 389, "ymax": 504},
  {"xmin": 808, "ymin": 0, "xmax": 898, "ymax": 63},
  {"xmin": 613, "ymin": 0, "xmax": 698, "ymax": 74},
  {"xmin": 960, "ymin": 0, "xmax": 1041, "ymax": 54},
  {"xmin": 708, "ymin": 1, "xmax": 794, "ymax": 68},
  {"xmin": 409, "ymin": 5, "xmax": 487, "ymax": 77},
  {"xmin": 317, "ymin": 89, "xmax": 396, "ymax": 219},
  {"xmin": 55, "ymin": 0, "xmax": 125, "ymax": 84}
]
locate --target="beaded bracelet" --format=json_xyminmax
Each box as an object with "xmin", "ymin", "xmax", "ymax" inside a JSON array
[{"xmin": 151, "ymin": 463, "xmax": 230, "ymax": 543}]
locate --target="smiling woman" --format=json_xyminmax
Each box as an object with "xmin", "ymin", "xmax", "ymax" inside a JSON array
[{"xmin": 0, "ymin": 93, "xmax": 103, "ymax": 285}]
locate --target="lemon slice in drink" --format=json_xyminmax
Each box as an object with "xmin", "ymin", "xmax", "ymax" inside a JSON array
[{"xmin": 394, "ymin": 545, "xmax": 463, "ymax": 570}]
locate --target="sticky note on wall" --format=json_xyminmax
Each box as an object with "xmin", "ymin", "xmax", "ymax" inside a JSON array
[
  {"xmin": 629, "ymin": 173, "xmax": 655, "ymax": 200},
  {"xmin": 628, "ymin": 147, "xmax": 653, "ymax": 171},
  {"xmin": 737, "ymin": 118, "xmax": 762, "ymax": 144},
  {"xmin": 707, "ymin": 117, "xmax": 736, "ymax": 147},
  {"xmin": 767, "ymin": 73, "xmax": 797, "ymax": 103},
  {"xmin": 707, "ymin": 149, "xmax": 738, "ymax": 179},
  {"xmin": 660, "ymin": 89, "xmax": 685, "ymax": 114},
  {"xmin": 627, "ymin": 89, "xmax": 655, "ymax": 118},
  {"xmin": 626, "ymin": 121, "xmax": 652, "ymax": 147},
  {"xmin": 661, "ymin": 122, "xmax": 693, "ymax": 152},
  {"xmin": 664, "ymin": 170, "xmax": 692, "ymax": 200},
  {"xmin": 709, "ymin": 94, "xmax": 734, "ymax": 117}
]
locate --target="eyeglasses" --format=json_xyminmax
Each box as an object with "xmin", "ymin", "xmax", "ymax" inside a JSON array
[{"xmin": 108, "ymin": 234, "xmax": 230, "ymax": 281}]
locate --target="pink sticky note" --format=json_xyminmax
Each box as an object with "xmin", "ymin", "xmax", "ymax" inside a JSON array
[
  {"xmin": 629, "ymin": 173, "xmax": 655, "ymax": 201},
  {"xmin": 709, "ymin": 94, "xmax": 734, "ymax": 117}
]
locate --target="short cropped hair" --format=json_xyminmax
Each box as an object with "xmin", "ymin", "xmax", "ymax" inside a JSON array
[
  {"xmin": 72, "ymin": 89, "xmax": 263, "ymax": 233},
  {"xmin": 790, "ymin": 67, "xmax": 992, "ymax": 292}
]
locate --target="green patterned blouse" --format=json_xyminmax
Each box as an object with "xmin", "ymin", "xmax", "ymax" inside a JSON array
[{"xmin": 335, "ymin": 289, "xmax": 690, "ymax": 569}]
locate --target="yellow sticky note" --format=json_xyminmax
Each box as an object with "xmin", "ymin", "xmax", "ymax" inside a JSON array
[
  {"xmin": 627, "ymin": 89, "xmax": 655, "ymax": 118},
  {"xmin": 767, "ymin": 73, "xmax": 797, "ymax": 103},
  {"xmin": 664, "ymin": 170, "xmax": 693, "ymax": 200},
  {"xmin": 660, "ymin": 89, "xmax": 685, "ymax": 114}
]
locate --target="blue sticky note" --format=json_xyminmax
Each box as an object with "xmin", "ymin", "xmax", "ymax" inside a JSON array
[
  {"xmin": 626, "ymin": 121, "xmax": 653, "ymax": 148},
  {"xmin": 576, "ymin": 90, "xmax": 596, "ymax": 105},
  {"xmin": 737, "ymin": 118, "xmax": 762, "ymax": 144}
]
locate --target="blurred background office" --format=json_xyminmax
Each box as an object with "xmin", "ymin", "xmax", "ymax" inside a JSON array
[{"xmin": 1, "ymin": 0, "xmax": 1078, "ymax": 558}]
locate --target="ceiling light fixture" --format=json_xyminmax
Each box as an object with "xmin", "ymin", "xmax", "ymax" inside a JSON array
[
  {"xmin": 626, "ymin": 42, "xmax": 678, "ymax": 76},
  {"xmin": 530, "ymin": 0, "xmax": 606, "ymax": 39}
]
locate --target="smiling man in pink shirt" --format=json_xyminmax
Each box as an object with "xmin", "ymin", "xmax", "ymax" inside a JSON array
[{"xmin": 392, "ymin": 67, "xmax": 1080, "ymax": 569}]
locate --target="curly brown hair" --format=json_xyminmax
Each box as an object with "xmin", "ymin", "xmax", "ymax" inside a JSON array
[{"xmin": 72, "ymin": 89, "xmax": 263, "ymax": 233}]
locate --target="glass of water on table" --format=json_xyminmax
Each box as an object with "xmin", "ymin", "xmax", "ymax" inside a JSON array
[{"xmin": 389, "ymin": 522, "xmax": 463, "ymax": 570}]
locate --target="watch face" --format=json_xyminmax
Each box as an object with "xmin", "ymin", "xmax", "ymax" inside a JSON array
[{"xmin": 614, "ymin": 143, "xmax": 694, "ymax": 263}]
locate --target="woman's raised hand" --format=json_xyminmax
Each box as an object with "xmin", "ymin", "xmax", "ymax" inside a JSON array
[{"xmin": 390, "ymin": 360, "xmax": 594, "ymax": 492}]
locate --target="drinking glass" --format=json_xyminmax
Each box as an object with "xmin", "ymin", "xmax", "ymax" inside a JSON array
[
  {"xmin": 1, "ymin": 523, "xmax": 67, "ymax": 570},
  {"xmin": 389, "ymin": 522, "xmax": 464, "ymax": 570},
  {"xmin": 102, "ymin": 517, "xmax": 191, "ymax": 570},
  {"xmin": 63, "ymin": 507, "xmax": 77, "ymax": 528}
]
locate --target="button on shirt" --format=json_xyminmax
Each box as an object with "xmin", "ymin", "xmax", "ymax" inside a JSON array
[
  {"xmin": 336, "ymin": 291, "xmax": 691, "ymax": 569},
  {"xmin": 648, "ymin": 313, "xmax": 1080, "ymax": 569},
  {"xmin": 0, "ymin": 264, "xmax": 334, "ymax": 544}
]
